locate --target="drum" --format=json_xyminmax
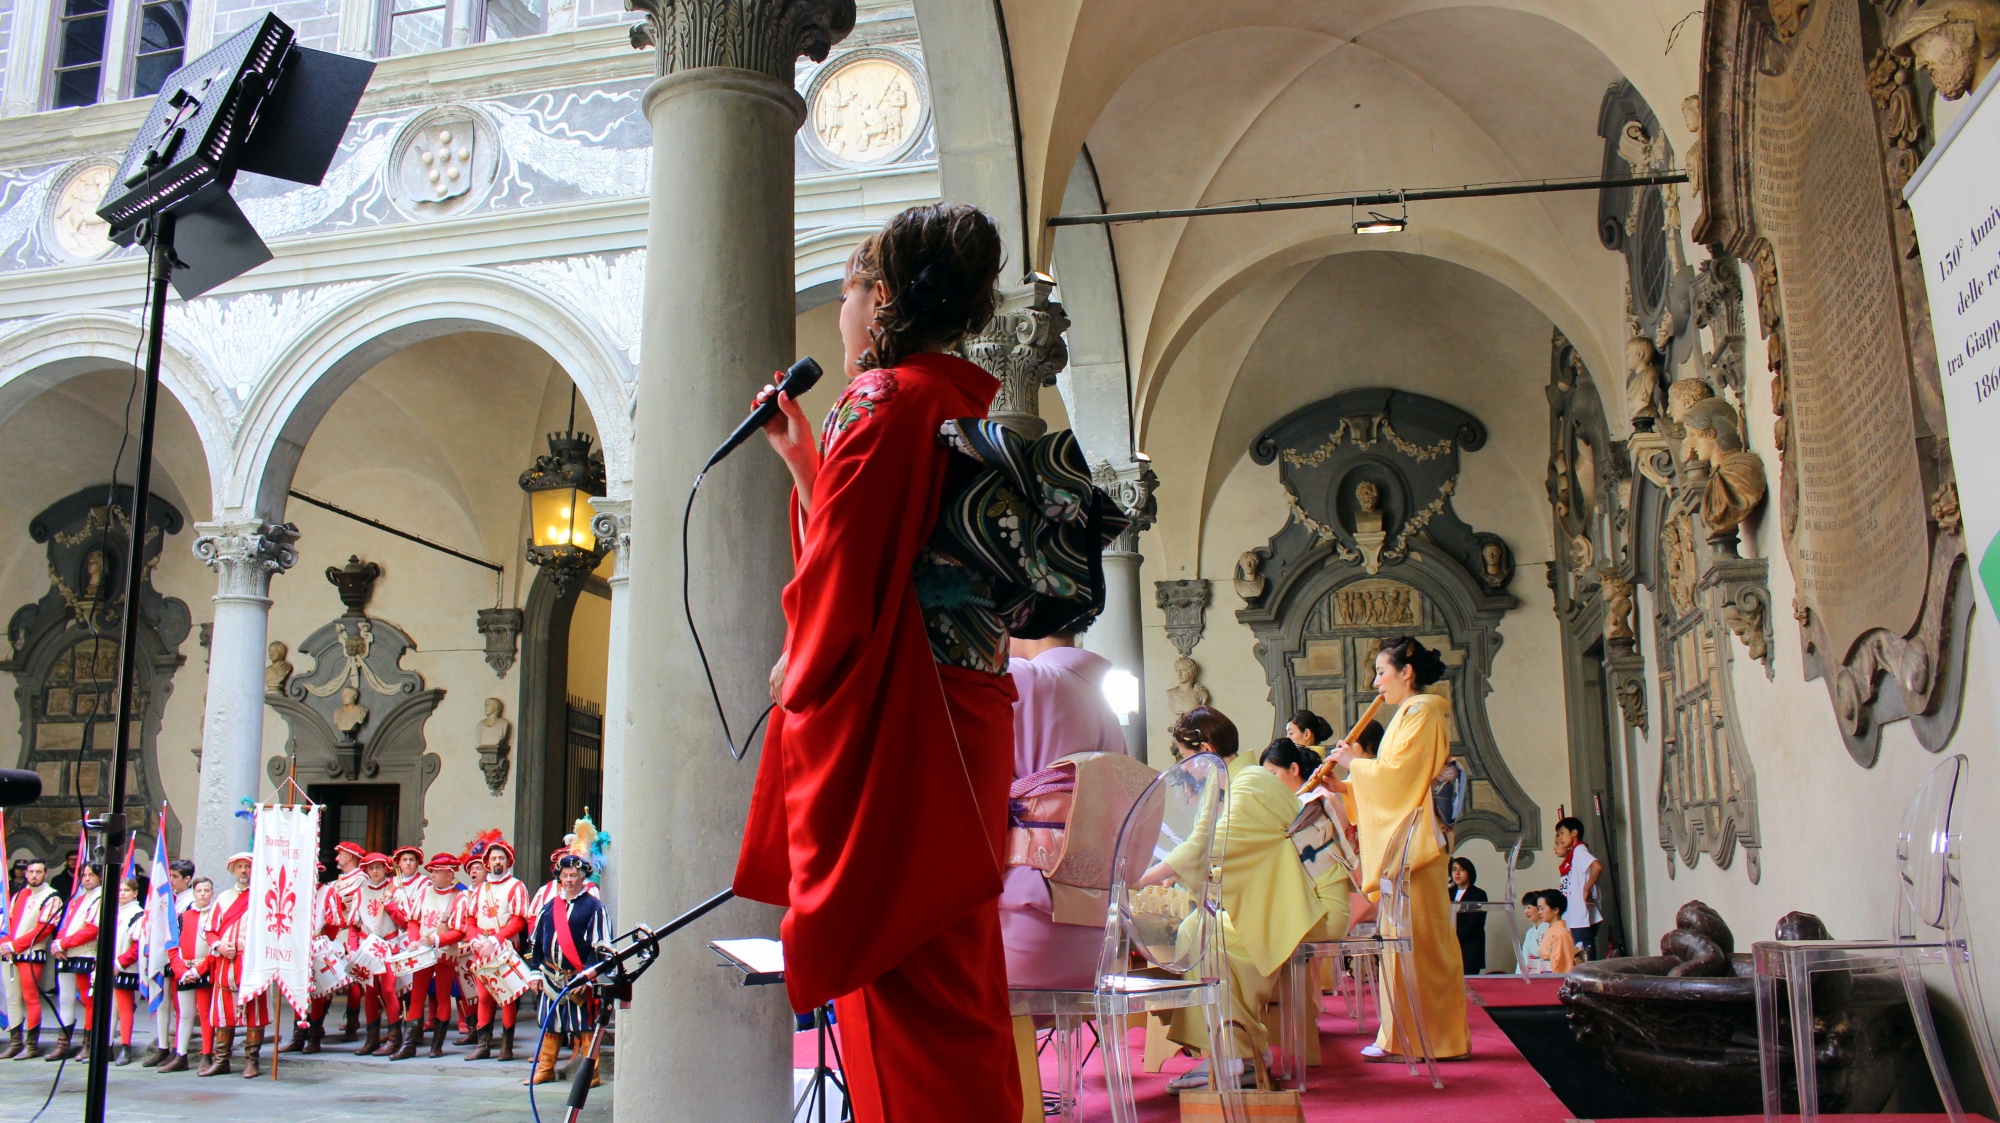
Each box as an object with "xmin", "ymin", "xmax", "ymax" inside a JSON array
[
  {"xmin": 466, "ymin": 936, "xmax": 534, "ymax": 1004},
  {"xmin": 309, "ymin": 936, "xmax": 348, "ymax": 998},
  {"xmin": 348, "ymin": 933, "xmax": 396, "ymax": 979}
]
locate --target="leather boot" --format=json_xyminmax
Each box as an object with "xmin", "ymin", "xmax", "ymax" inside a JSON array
[
  {"xmin": 498, "ymin": 1024, "xmax": 516, "ymax": 1062},
  {"xmin": 43, "ymin": 1029, "xmax": 69, "ymax": 1062},
  {"xmin": 302, "ymin": 1021, "xmax": 323, "ymax": 1054},
  {"xmin": 279, "ymin": 1021, "xmax": 308, "ymax": 1053},
  {"xmin": 241, "ymin": 1026, "xmax": 263, "ymax": 1079},
  {"xmin": 429, "ymin": 1021, "xmax": 448, "ymax": 1058},
  {"xmin": 197, "ymin": 1028, "xmax": 234, "ymax": 1077},
  {"xmin": 356, "ymin": 1018, "xmax": 382, "ymax": 1056},
  {"xmin": 141, "ymin": 1043, "xmax": 164, "ymax": 1066},
  {"xmin": 523, "ymin": 1032, "xmax": 561, "ymax": 1085},
  {"xmin": 390, "ymin": 1021, "xmax": 420, "ymax": 1060},
  {"xmin": 0, "ymin": 1028, "xmax": 21, "ymax": 1060},
  {"xmin": 381, "ymin": 1021, "xmax": 404, "ymax": 1060},
  {"xmin": 114, "ymin": 1044, "xmax": 135, "ymax": 1066},
  {"xmin": 71, "ymin": 1032, "xmax": 88, "ymax": 1061},
  {"xmin": 156, "ymin": 1050, "xmax": 189, "ymax": 1073},
  {"xmin": 17, "ymin": 1029, "xmax": 39, "ymax": 1060},
  {"xmin": 465, "ymin": 1023, "xmax": 492, "ymax": 1061},
  {"xmin": 341, "ymin": 1003, "xmax": 359, "ymax": 1042},
  {"xmin": 453, "ymin": 1023, "xmax": 477, "ymax": 1046}
]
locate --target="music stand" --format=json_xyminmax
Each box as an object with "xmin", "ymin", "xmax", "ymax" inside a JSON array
[{"xmin": 709, "ymin": 938, "xmax": 848, "ymax": 1123}]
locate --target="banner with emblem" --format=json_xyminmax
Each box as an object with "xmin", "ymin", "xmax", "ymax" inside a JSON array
[{"xmin": 239, "ymin": 804, "xmax": 318, "ymax": 1018}]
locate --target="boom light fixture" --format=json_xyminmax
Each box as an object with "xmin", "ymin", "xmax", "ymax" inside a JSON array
[{"xmin": 1352, "ymin": 191, "xmax": 1408, "ymax": 235}]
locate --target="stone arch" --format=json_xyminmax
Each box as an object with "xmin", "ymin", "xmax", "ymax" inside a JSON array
[
  {"xmin": 909, "ymin": 0, "xmax": 1028, "ymax": 273},
  {"xmin": 228, "ymin": 270, "xmax": 635, "ymax": 521},
  {"xmin": 0, "ymin": 312, "xmax": 233, "ymax": 505}
]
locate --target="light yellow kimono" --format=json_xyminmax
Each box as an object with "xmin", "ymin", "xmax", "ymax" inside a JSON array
[
  {"xmin": 1346, "ymin": 691, "xmax": 1470, "ymax": 1058},
  {"xmin": 1163, "ymin": 757, "xmax": 1331, "ymax": 1059}
]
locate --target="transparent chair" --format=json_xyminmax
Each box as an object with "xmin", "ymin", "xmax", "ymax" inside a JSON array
[
  {"xmin": 1284, "ymin": 806, "xmax": 1444, "ymax": 1090},
  {"xmin": 1753, "ymin": 753, "xmax": 2000, "ymax": 1123},
  {"xmin": 1452, "ymin": 837, "xmax": 1526, "ymax": 981},
  {"xmin": 1009, "ymin": 751, "xmax": 1243, "ymax": 1123}
]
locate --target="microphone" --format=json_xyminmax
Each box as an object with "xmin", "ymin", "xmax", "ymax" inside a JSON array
[
  {"xmin": 705, "ymin": 356, "xmax": 825, "ymax": 471},
  {"xmin": 0, "ymin": 768, "xmax": 42, "ymax": 807}
]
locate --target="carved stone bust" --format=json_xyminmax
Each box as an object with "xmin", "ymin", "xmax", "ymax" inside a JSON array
[
  {"xmin": 1893, "ymin": 0, "xmax": 2000, "ymax": 99},
  {"xmin": 1683, "ymin": 398, "xmax": 1768, "ymax": 538},
  {"xmin": 332, "ymin": 684, "xmax": 369, "ymax": 742},
  {"xmin": 265, "ymin": 641, "xmax": 292, "ymax": 694},
  {"xmin": 476, "ymin": 696, "xmax": 513, "ymax": 796},
  {"xmin": 1625, "ymin": 336, "xmax": 1664, "ymax": 428},
  {"xmin": 1164, "ymin": 655, "xmax": 1210, "ymax": 716},
  {"xmin": 1233, "ymin": 550, "xmax": 1266, "ymax": 600}
]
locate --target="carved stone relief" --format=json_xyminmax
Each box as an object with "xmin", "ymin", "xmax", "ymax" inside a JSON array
[
  {"xmin": 476, "ymin": 607, "xmax": 523, "ymax": 678},
  {"xmin": 1695, "ymin": 0, "xmax": 1970, "ymax": 763},
  {"xmin": 266, "ymin": 568, "xmax": 444, "ymax": 845},
  {"xmin": 804, "ymin": 48, "xmax": 928, "ymax": 168},
  {"xmin": 1156, "ymin": 579, "xmax": 1211, "ymax": 715},
  {"xmin": 1242, "ymin": 390, "xmax": 1537, "ymax": 862},
  {"xmin": 0, "ymin": 486, "xmax": 190, "ymax": 858}
]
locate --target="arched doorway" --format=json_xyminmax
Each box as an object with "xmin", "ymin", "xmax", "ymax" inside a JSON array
[{"xmin": 513, "ymin": 557, "xmax": 611, "ymax": 875}]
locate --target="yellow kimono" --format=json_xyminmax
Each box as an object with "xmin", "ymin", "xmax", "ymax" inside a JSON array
[
  {"xmin": 1164, "ymin": 759, "xmax": 1330, "ymax": 1058},
  {"xmin": 1346, "ymin": 691, "xmax": 1469, "ymax": 1058}
]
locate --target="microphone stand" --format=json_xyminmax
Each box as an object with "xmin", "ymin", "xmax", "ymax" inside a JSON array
[{"xmin": 551, "ymin": 888, "xmax": 736, "ymax": 1123}]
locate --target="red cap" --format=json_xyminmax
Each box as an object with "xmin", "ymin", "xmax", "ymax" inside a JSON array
[
  {"xmin": 484, "ymin": 841, "xmax": 515, "ymax": 866},
  {"xmin": 425, "ymin": 852, "xmax": 460, "ymax": 872},
  {"xmin": 334, "ymin": 841, "xmax": 366, "ymax": 859},
  {"xmin": 361, "ymin": 852, "xmax": 391, "ymax": 868},
  {"xmin": 391, "ymin": 845, "xmax": 423, "ymax": 863}
]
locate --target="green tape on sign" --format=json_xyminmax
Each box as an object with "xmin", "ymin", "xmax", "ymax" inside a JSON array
[{"xmin": 1981, "ymin": 528, "xmax": 2000, "ymax": 619}]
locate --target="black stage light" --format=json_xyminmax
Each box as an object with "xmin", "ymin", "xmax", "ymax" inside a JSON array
[{"xmin": 80, "ymin": 15, "xmax": 371, "ymax": 1122}]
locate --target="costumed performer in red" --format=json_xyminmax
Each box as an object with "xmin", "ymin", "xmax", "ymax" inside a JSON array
[{"xmin": 733, "ymin": 202, "xmax": 1019, "ymax": 1122}]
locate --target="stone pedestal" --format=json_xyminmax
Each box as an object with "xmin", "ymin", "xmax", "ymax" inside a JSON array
[
  {"xmin": 189, "ymin": 518, "xmax": 298, "ymax": 881},
  {"xmin": 618, "ymin": 3, "xmax": 851, "ymax": 1117}
]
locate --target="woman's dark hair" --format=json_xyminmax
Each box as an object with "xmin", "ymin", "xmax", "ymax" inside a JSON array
[
  {"xmin": 1377, "ymin": 635, "xmax": 1447, "ymax": 688},
  {"xmin": 848, "ymin": 203, "xmax": 1004, "ymax": 370},
  {"xmin": 1354, "ymin": 719, "xmax": 1384, "ymax": 756},
  {"xmin": 1171, "ymin": 706, "xmax": 1239, "ymax": 759},
  {"xmin": 1540, "ymin": 889, "xmax": 1568, "ymax": 914},
  {"xmin": 1260, "ymin": 737, "xmax": 1322, "ymax": 777},
  {"xmin": 1287, "ymin": 709, "xmax": 1334, "ymax": 745},
  {"xmin": 1451, "ymin": 856, "xmax": 1477, "ymax": 885}
]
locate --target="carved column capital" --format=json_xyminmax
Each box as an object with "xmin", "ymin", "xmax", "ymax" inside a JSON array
[
  {"xmin": 1093, "ymin": 459, "xmax": 1158, "ymax": 553},
  {"xmin": 626, "ymin": 0, "xmax": 855, "ymax": 81},
  {"xmin": 960, "ymin": 275, "xmax": 1070, "ymax": 440},
  {"xmin": 589, "ymin": 497, "xmax": 633, "ymax": 585},
  {"xmin": 192, "ymin": 519, "xmax": 300, "ymax": 604},
  {"xmin": 476, "ymin": 609, "xmax": 524, "ymax": 677}
]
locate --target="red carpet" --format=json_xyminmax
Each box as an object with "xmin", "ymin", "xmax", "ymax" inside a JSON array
[{"xmin": 793, "ymin": 976, "xmax": 1982, "ymax": 1121}]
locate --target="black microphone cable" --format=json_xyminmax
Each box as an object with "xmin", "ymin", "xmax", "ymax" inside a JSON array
[{"xmin": 681, "ymin": 469, "xmax": 775, "ymax": 763}]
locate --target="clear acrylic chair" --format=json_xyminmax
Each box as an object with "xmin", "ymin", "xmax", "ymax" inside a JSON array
[
  {"xmin": 1451, "ymin": 837, "xmax": 1526, "ymax": 981},
  {"xmin": 1753, "ymin": 753, "xmax": 2000, "ymax": 1123},
  {"xmin": 1009, "ymin": 750, "xmax": 1243, "ymax": 1123},
  {"xmin": 1284, "ymin": 806, "xmax": 1444, "ymax": 1090}
]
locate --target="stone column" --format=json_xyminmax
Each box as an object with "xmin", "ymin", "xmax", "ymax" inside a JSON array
[
  {"xmin": 189, "ymin": 518, "xmax": 298, "ymax": 881},
  {"xmin": 960, "ymin": 274, "xmax": 1069, "ymax": 439},
  {"xmin": 619, "ymin": 3, "xmax": 852, "ymax": 1119},
  {"xmin": 1089, "ymin": 462, "xmax": 1157, "ymax": 761},
  {"xmin": 587, "ymin": 495, "xmax": 630, "ymax": 926}
]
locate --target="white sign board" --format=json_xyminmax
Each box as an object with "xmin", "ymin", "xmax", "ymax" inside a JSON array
[{"xmin": 1908, "ymin": 66, "xmax": 2000, "ymax": 689}]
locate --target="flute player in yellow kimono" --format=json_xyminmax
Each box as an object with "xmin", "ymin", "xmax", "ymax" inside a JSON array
[{"xmin": 1330, "ymin": 635, "xmax": 1470, "ymax": 1061}]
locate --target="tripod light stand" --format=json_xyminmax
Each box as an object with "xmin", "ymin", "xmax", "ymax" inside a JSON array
[{"xmin": 80, "ymin": 16, "xmax": 370, "ymax": 1123}]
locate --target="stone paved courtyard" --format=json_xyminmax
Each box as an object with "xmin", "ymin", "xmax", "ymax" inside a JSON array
[{"xmin": 0, "ymin": 1031, "xmax": 613, "ymax": 1122}]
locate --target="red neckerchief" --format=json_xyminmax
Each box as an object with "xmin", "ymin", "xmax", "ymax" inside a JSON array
[
  {"xmin": 551, "ymin": 894, "xmax": 584, "ymax": 973},
  {"xmin": 1559, "ymin": 849, "xmax": 1573, "ymax": 878}
]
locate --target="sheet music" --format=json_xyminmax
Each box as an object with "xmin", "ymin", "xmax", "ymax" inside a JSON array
[{"xmin": 711, "ymin": 938, "xmax": 785, "ymax": 977}]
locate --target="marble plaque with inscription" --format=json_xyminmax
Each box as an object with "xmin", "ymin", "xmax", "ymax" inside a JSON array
[{"xmin": 1754, "ymin": 0, "xmax": 1930, "ymax": 662}]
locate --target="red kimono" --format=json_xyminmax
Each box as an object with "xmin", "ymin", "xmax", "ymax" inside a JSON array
[{"xmin": 735, "ymin": 353, "xmax": 1021, "ymax": 1123}]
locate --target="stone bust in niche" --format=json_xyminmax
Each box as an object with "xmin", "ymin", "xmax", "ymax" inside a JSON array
[
  {"xmin": 1683, "ymin": 398, "xmax": 1768, "ymax": 541},
  {"xmin": 1478, "ymin": 538, "xmax": 1513, "ymax": 590},
  {"xmin": 332, "ymin": 684, "xmax": 369, "ymax": 743},
  {"xmin": 1351, "ymin": 480, "xmax": 1388, "ymax": 574},
  {"xmin": 265, "ymin": 641, "xmax": 292, "ymax": 694},
  {"xmin": 476, "ymin": 697, "xmax": 512, "ymax": 795},
  {"xmin": 1625, "ymin": 336, "xmax": 1664, "ymax": 430}
]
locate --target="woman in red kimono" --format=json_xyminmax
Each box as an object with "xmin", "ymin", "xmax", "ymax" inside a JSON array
[{"xmin": 733, "ymin": 203, "xmax": 1018, "ymax": 1122}]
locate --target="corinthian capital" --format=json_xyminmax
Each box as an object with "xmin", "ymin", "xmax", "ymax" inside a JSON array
[
  {"xmin": 1092, "ymin": 458, "xmax": 1158, "ymax": 550},
  {"xmin": 192, "ymin": 519, "xmax": 300, "ymax": 602},
  {"xmin": 589, "ymin": 496, "xmax": 633, "ymax": 583},
  {"xmin": 627, "ymin": 0, "xmax": 855, "ymax": 81},
  {"xmin": 959, "ymin": 275, "xmax": 1070, "ymax": 440}
]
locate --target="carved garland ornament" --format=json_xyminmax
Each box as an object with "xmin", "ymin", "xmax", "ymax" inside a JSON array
[{"xmin": 1695, "ymin": 0, "xmax": 1971, "ymax": 763}]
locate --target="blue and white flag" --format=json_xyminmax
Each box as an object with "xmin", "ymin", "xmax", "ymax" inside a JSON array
[{"xmin": 139, "ymin": 806, "xmax": 177, "ymax": 1011}]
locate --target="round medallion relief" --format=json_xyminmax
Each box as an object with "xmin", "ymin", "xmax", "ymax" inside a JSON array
[
  {"xmin": 46, "ymin": 161, "xmax": 119, "ymax": 262},
  {"xmin": 805, "ymin": 51, "xmax": 927, "ymax": 168},
  {"xmin": 388, "ymin": 106, "xmax": 500, "ymax": 221}
]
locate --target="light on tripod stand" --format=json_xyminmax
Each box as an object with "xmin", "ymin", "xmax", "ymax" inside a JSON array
[{"xmin": 80, "ymin": 16, "xmax": 372, "ymax": 1123}]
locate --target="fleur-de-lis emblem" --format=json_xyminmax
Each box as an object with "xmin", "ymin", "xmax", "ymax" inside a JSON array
[{"xmin": 264, "ymin": 866, "xmax": 295, "ymax": 938}]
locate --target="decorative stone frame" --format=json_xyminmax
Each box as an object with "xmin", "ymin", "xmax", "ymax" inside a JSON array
[{"xmin": 798, "ymin": 46, "xmax": 931, "ymax": 170}]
